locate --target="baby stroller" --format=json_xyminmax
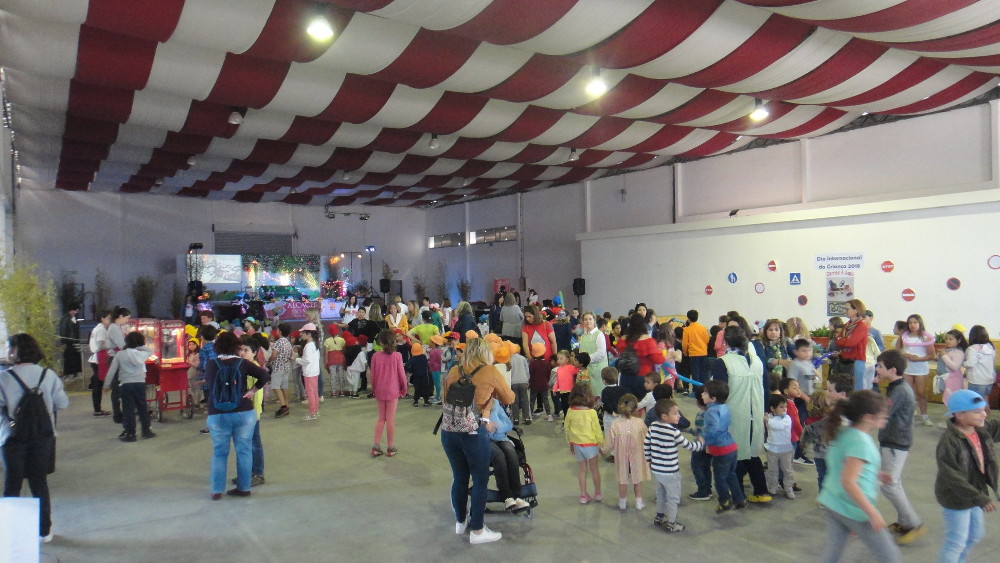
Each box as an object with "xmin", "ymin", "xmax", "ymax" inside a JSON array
[{"xmin": 485, "ymin": 427, "xmax": 539, "ymax": 518}]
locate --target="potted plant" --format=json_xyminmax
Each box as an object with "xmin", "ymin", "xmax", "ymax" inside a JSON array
[
  {"xmin": 810, "ymin": 325, "xmax": 831, "ymax": 348},
  {"xmin": 457, "ymin": 276, "xmax": 472, "ymax": 302},
  {"xmin": 131, "ymin": 275, "xmax": 159, "ymax": 318},
  {"xmin": 0, "ymin": 260, "xmax": 60, "ymax": 368},
  {"xmin": 412, "ymin": 275, "xmax": 427, "ymax": 301}
]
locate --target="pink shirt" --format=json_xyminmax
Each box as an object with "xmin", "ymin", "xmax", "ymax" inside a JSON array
[
  {"xmin": 369, "ymin": 351, "xmax": 407, "ymax": 400},
  {"xmin": 427, "ymin": 347, "xmax": 443, "ymax": 372}
]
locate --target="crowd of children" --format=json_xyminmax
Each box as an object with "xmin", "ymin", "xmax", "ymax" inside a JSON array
[{"xmin": 83, "ymin": 294, "xmax": 998, "ymax": 557}]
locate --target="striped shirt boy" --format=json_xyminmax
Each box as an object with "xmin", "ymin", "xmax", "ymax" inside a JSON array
[{"xmin": 643, "ymin": 420, "xmax": 704, "ymax": 474}]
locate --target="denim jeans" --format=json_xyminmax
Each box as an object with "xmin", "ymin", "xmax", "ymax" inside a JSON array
[
  {"xmin": 251, "ymin": 420, "xmax": 264, "ymax": 476},
  {"xmin": 940, "ymin": 506, "xmax": 985, "ymax": 563},
  {"xmin": 120, "ymin": 382, "xmax": 151, "ymax": 435},
  {"xmin": 712, "ymin": 451, "xmax": 745, "ymax": 505},
  {"xmin": 208, "ymin": 410, "xmax": 256, "ymax": 494},
  {"xmin": 441, "ymin": 429, "xmax": 490, "ymax": 531},
  {"xmin": 815, "ymin": 457, "xmax": 827, "ymax": 492},
  {"xmin": 689, "ymin": 355, "xmax": 709, "ymax": 385},
  {"xmin": 690, "ymin": 450, "xmax": 712, "ymax": 496},
  {"xmin": 853, "ymin": 360, "xmax": 866, "ymax": 391},
  {"xmin": 968, "ymin": 383, "xmax": 992, "ymax": 402}
]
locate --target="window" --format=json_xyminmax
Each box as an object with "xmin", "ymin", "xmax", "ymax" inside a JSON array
[
  {"xmin": 469, "ymin": 225, "xmax": 517, "ymax": 245},
  {"xmin": 428, "ymin": 232, "xmax": 464, "ymax": 249}
]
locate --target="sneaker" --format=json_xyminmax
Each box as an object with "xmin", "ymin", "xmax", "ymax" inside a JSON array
[
  {"xmin": 199, "ymin": 428, "xmax": 210, "ymax": 434},
  {"xmin": 119, "ymin": 434, "xmax": 136, "ymax": 442},
  {"xmin": 593, "ymin": 492, "xmax": 603, "ymax": 502},
  {"xmin": 251, "ymin": 474, "xmax": 266, "ymax": 487},
  {"xmin": 663, "ymin": 521, "xmax": 685, "ymax": 533},
  {"xmin": 785, "ymin": 489, "xmax": 796, "ymax": 499},
  {"xmin": 301, "ymin": 414, "xmax": 318, "ymax": 421},
  {"xmin": 504, "ymin": 498, "xmax": 518, "ymax": 511},
  {"xmin": 547, "ymin": 415, "xmax": 554, "ymax": 422},
  {"xmin": 921, "ymin": 415, "xmax": 933, "ymax": 427},
  {"xmin": 512, "ymin": 418, "xmax": 519, "ymax": 425},
  {"xmin": 897, "ymin": 524, "xmax": 926, "ymax": 545},
  {"xmin": 226, "ymin": 488, "xmax": 251, "ymax": 497},
  {"xmin": 653, "ymin": 515, "xmax": 665, "ymax": 526},
  {"xmin": 118, "ymin": 430, "xmax": 128, "ymax": 439},
  {"xmin": 579, "ymin": 494, "xmax": 592, "ymax": 504},
  {"xmin": 351, "ymin": 393, "xmax": 361, "ymax": 399},
  {"xmin": 688, "ymin": 493, "xmax": 712, "ymax": 501},
  {"xmin": 747, "ymin": 494, "xmax": 772, "ymax": 503},
  {"xmin": 523, "ymin": 419, "xmax": 531, "ymax": 425},
  {"xmin": 141, "ymin": 430, "xmax": 157, "ymax": 439},
  {"xmin": 455, "ymin": 518, "xmax": 468, "ymax": 534},
  {"xmin": 274, "ymin": 406, "xmax": 289, "ymax": 418},
  {"xmin": 511, "ymin": 498, "xmax": 530, "ymax": 512},
  {"xmin": 792, "ymin": 483, "xmax": 803, "ymax": 493},
  {"xmin": 319, "ymin": 396, "xmax": 325, "ymax": 403},
  {"xmin": 532, "ymin": 409, "xmax": 543, "ymax": 415},
  {"xmin": 887, "ymin": 522, "xmax": 905, "ymax": 535},
  {"xmin": 41, "ymin": 533, "xmax": 53, "ymax": 544},
  {"xmin": 635, "ymin": 498, "xmax": 645, "ymax": 511},
  {"xmin": 370, "ymin": 447, "xmax": 384, "ymax": 458},
  {"xmin": 386, "ymin": 447, "xmax": 398, "ymax": 457},
  {"xmin": 210, "ymin": 493, "xmax": 222, "ymax": 501},
  {"xmin": 412, "ymin": 402, "xmax": 420, "ymax": 407},
  {"xmin": 716, "ymin": 501, "xmax": 732, "ymax": 513},
  {"xmin": 938, "ymin": 421, "xmax": 948, "ymax": 429},
  {"xmin": 299, "ymin": 399, "xmax": 308, "ymax": 405},
  {"xmin": 734, "ymin": 500, "xmax": 747, "ymax": 510},
  {"xmin": 618, "ymin": 498, "xmax": 627, "ymax": 510},
  {"xmin": 469, "ymin": 526, "xmax": 502, "ymax": 545},
  {"xmin": 793, "ymin": 457, "xmax": 815, "ymax": 466}
]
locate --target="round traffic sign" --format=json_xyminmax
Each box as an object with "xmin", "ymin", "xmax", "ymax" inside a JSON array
[
  {"xmin": 901, "ymin": 288, "xmax": 916, "ymax": 302},
  {"xmin": 728, "ymin": 273, "xmax": 738, "ymax": 284},
  {"xmin": 797, "ymin": 295, "xmax": 808, "ymax": 306},
  {"xmin": 754, "ymin": 282, "xmax": 765, "ymax": 294},
  {"xmin": 705, "ymin": 285, "xmax": 713, "ymax": 295},
  {"xmin": 946, "ymin": 277, "xmax": 961, "ymax": 290},
  {"xmin": 881, "ymin": 260, "xmax": 894, "ymax": 273},
  {"xmin": 767, "ymin": 260, "xmax": 776, "ymax": 272}
]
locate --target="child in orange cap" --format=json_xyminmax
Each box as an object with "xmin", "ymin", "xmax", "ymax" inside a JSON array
[
  {"xmin": 528, "ymin": 342, "xmax": 553, "ymax": 421},
  {"xmin": 428, "ymin": 334, "xmax": 445, "ymax": 404},
  {"xmin": 493, "ymin": 343, "xmax": 512, "ymax": 387},
  {"xmin": 406, "ymin": 341, "xmax": 432, "ymax": 407}
]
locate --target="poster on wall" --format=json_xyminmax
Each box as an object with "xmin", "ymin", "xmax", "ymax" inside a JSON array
[
  {"xmin": 493, "ymin": 278, "xmax": 511, "ymax": 295},
  {"xmin": 815, "ymin": 253, "xmax": 863, "ymax": 316},
  {"xmin": 197, "ymin": 255, "xmax": 243, "ymax": 284}
]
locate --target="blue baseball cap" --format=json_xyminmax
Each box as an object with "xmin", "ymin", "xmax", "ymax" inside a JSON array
[{"xmin": 946, "ymin": 389, "xmax": 987, "ymax": 415}]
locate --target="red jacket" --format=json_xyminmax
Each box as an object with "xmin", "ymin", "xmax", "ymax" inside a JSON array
[
  {"xmin": 834, "ymin": 320, "xmax": 868, "ymax": 362},
  {"xmin": 617, "ymin": 337, "xmax": 663, "ymax": 376}
]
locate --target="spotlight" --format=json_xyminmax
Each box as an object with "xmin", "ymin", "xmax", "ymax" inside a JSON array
[
  {"xmin": 359, "ymin": 213, "xmax": 370, "ymax": 221},
  {"xmin": 187, "ymin": 242, "xmax": 204, "ymax": 254},
  {"xmin": 429, "ymin": 134, "xmax": 439, "ymax": 150},
  {"xmin": 461, "ymin": 178, "xmax": 471, "ymax": 187},
  {"xmin": 365, "ymin": 245, "xmax": 376, "ymax": 252},
  {"xmin": 749, "ymin": 98, "xmax": 769, "ymax": 121},
  {"xmin": 341, "ymin": 172, "xmax": 350, "ymax": 181},
  {"xmin": 568, "ymin": 148, "xmax": 579, "ymax": 162},
  {"xmin": 306, "ymin": 7, "xmax": 335, "ymax": 41},
  {"xmin": 187, "ymin": 156, "xmax": 197, "ymax": 166},
  {"xmin": 324, "ymin": 204, "xmax": 336, "ymax": 219},
  {"xmin": 586, "ymin": 67, "xmax": 607, "ymax": 97},
  {"xmin": 227, "ymin": 108, "xmax": 244, "ymax": 125}
]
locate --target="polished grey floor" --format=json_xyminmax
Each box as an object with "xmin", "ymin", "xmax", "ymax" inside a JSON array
[{"xmin": 27, "ymin": 387, "xmax": 1000, "ymax": 562}]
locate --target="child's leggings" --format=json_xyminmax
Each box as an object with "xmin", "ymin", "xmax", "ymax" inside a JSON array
[
  {"xmin": 530, "ymin": 389, "xmax": 550, "ymax": 415},
  {"xmin": 374, "ymin": 398, "xmax": 398, "ymax": 447},
  {"xmin": 329, "ymin": 365, "xmax": 347, "ymax": 394},
  {"xmin": 432, "ymin": 371, "xmax": 443, "ymax": 399},
  {"xmin": 304, "ymin": 376, "xmax": 319, "ymax": 415}
]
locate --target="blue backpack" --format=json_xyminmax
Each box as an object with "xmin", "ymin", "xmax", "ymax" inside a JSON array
[{"xmin": 211, "ymin": 358, "xmax": 243, "ymax": 412}]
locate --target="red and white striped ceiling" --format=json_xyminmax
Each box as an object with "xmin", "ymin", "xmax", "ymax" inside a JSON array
[{"xmin": 3, "ymin": 0, "xmax": 999, "ymax": 208}]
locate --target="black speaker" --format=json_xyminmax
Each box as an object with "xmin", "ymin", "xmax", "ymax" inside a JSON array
[
  {"xmin": 188, "ymin": 280, "xmax": 204, "ymax": 295},
  {"xmin": 379, "ymin": 278, "xmax": 391, "ymax": 293},
  {"xmin": 573, "ymin": 278, "xmax": 586, "ymax": 296}
]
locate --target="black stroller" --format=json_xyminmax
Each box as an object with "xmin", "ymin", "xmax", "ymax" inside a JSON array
[{"xmin": 485, "ymin": 427, "xmax": 539, "ymax": 518}]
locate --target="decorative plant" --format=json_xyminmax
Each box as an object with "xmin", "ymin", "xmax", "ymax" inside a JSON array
[
  {"xmin": 58, "ymin": 270, "xmax": 85, "ymax": 313},
  {"xmin": 412, "ymin": 275, "xmax": 427, "ymax": 301},
  {"xmin": 352, "ymin": 279, "xmax": 371, "ymax": 297},
  {"xmin": 0, "ymin": 260, "xmax": 60, "ymax": 368},
  {"xmin": 93, "ymin": 268, "xmax": 111, "ymax": 318},
  {"xmin": 934, "ymin": 331, "xmax": 947, "ymax": 344},
  {"xmin": 810, "ymin": 325, "xmax": 831, "ymax": 337},
  {"xmin": 457, "ymin": 276, "xmax": 472, "ymax": 302},
  {"xmin": 131, "ymin": 274, "xmax": 159, "ymax": 318},
  {"xmin": 381, "ymin": 260, "xmax": 392, "ymax": 281},
  {"xmin": 170, "ymin": 283, "xmax": 184, "ymax": 319},
  {"xmin": 434, "ymin": 261, "xmax": 450, "ymax": 302}
]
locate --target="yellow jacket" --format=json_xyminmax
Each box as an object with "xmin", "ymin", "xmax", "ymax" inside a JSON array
[{"xmin": 565, "ymin": 407, "xmax": 604, "ymax": 446}]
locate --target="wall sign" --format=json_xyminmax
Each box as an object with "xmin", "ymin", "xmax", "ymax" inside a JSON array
[
  {"xmin": 705, "ymin": 285, "xmax": 713, "ymax": 295},
  {"xmin": 797, "ymin": 295, "xmax": 808, "ymax": 306},
  {"xmin": 767, "ymin": 260, "xmax": 777, "ymax": 272},
  {"xmin": 815, "ymin": 253, "xmax": 863, "ymax": 271},
  {"xmin": 989, "ymin": 255, "xmax": 1000, "ymax": 270},
  {"xmin": 727, "ymin": 273, "xmax": 738, "ymax": 284},
  {"xmin": 881, "ymin": 260, "xmax": 894, "ymax": 273},
  {"xmin": 946, "ymin": 277, "xmax": 961, "ymax": 290},
  {"xmin": 754, "ymin": 282, "xmax": 765, "ymax": 294},
  {"xmin": 789, "ymin": 273, "xmax": 801, "ymax": 285},
  {"xmin": 901, "ymin": 288, "xmax": 916, "ymax": 302}
]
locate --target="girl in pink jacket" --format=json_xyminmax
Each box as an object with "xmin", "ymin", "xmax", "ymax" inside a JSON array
[{"xmin": 370, "ymin": 329, "xmax": 408, "ymax": 458}]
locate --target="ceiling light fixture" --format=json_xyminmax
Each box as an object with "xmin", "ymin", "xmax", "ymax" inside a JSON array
[
  {"xmin": 461, "ymin": 178, "xmax": 471, "ymax": 187},
  {"xmin": 586, "ymin": 67, "xmax": 607, "ymax": 97},
  {"xmin": 306, "ymin": 6, "xmax": 335, "ymax": 41},
  {"xmin": 324, "ymin": 204, "xmax": 336, "ymax": 219},
  {"xmin": 428, "ymin": 134, "xmax": 439, "ymax": 150},
  {"xmin": 749, "ymin": 98, "xmax": 769, "ymax": 121},
  {"xmin": 359, "ymin": 214, "xmax": 371, "ymax": 221},
  {"xmin": 341, "ymin": 172, "xmax": 350, "ymax": 181},
  {"xmin": 227, "ymin": 107, "xmax": 245, "ymax": 125},
  {"xmin": 568, "ymin": 148, "xmax": 579, "ymax": 162},
  {"xmin": 186, "ymin": 156, "xmax": 197, "ymax": 166}
]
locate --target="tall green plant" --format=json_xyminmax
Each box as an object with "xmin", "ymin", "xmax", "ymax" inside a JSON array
[
  {"xmin": 93, "ymin": 268, "xmax": 111, "ymax": 317},
  {"xmin": 0, "ymin": 260, "xmax": 60, "ymax": 368},
  {"xmin": 457, "ymin": 276, "xmax": 472, "ymax": 302},
  {"xmin": 131, "ymin": 275, "xmax": 159, "ymax": 318},
  {"xmin": 170, "ymin": 283, "xmax": 184, "ymax": 320},
  {"xmin": 434, "ymin": 261, "xmax": 450, "ymax": 302},
  {"xmin": 412, "ymin": 275, "xmax": 427, "ymax": 301},
  {"xmin": 58, "ymin": 271, "xmax": 85, "ymax": 314}
]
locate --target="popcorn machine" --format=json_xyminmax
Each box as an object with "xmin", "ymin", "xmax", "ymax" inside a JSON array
[{"xmin": 127, "ymin": 319, "xmax": 193, "ymax": 420}]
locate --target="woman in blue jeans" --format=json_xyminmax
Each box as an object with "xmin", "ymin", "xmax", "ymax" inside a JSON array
[
  {"xmin": 440, "ymin": 338, "xmax": 515, "ymax": 544},
  {"xmin": 204, "ymin": 332, "xmax": 270, "ymax": 500}
]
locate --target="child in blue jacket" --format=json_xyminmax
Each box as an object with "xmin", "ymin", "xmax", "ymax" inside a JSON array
[{"xmin": 701, "ymin": 380, "xmax": 746, "ymax": 512}]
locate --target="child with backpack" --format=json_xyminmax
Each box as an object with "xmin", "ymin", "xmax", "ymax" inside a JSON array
[
  {"xmin": 370, "ymin": 329, "xmax": 408, "ymax": 457},
  {"xmin": 1, "ymin": 333, "xmax": 70, "ymax": 543},
  {"xmin": 104, "ymin": 331, "xmax": 156, "ymax": 442}
]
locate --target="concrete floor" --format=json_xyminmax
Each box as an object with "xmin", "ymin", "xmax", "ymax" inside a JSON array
[{"xmin": 22, "ymin": 388, "xmax": 1000, "ymax": 562}]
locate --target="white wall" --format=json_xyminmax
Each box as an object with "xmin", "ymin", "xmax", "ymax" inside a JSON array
[
  {"xmin": 522, "ymin": 183, "xmax": 584, "ymax": 305},
  {"xmin": 587, "ymin": 167, "xmax": 674, "ymax": 232},
  {"xmin": 581, "ymin": 196, "xmax": 1000, "ymax": 334}
]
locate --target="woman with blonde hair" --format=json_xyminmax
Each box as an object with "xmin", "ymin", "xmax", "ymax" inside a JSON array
[{"xmin": 440, "ymin": 337, "xmax": 514, "ymax": 544}]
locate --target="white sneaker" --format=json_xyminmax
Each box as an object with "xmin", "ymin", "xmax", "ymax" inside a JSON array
[
  {"xmin": 319, "ymin": 396, "xmax": 325, "ymax": 403},
  {"xmin": 469, "ymin": 526, "xmax": 502, "ymax": 544},
  {"xmin": 40, "ymin": 533, "xmax": 53, "ymax": 544},
  {"xmin": 504, "ymin": 498, "xmax": 517, "ymax": 511},
  {"xmin": 512, "ymin": 498, "xmax": 531, "ymax": 512},
  {"xmin": 455, "ymin": 519, "xmax": 468, "ymax": 535},
  {"xmin": 785, "ymin": 489, "xmax": 795, "ymax": 499},
  {"xmin": 922, "ymin": 415, "xmax": 933, "ymax": 426},
  {"xmin": 618, "ymin": 498, "xmax": 627, "ymax": 510},
  {"xmin": 635, "ymin": 498, "xmax": 645, "ymax": 510}
]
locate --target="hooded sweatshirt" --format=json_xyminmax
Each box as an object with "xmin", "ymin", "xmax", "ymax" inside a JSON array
[{"xmin": 104, "ymin": 347, "xmax": 154, "ymax": 387}]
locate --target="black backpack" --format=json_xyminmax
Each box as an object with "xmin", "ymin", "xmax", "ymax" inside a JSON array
[
  {"xmin": 4, "ymin": 368, "xmax": 55, "ymax": 443},
  {"xmin": 616, "ymin": 344, "xmax": 639, "ymax": 378},
  {"xmin": 433, "ymin": 365, "xmax": 484, "ymax": 434},
  {"xmin": 211, "ymin": 358, "xmax": 244, "ymax": 412}
]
